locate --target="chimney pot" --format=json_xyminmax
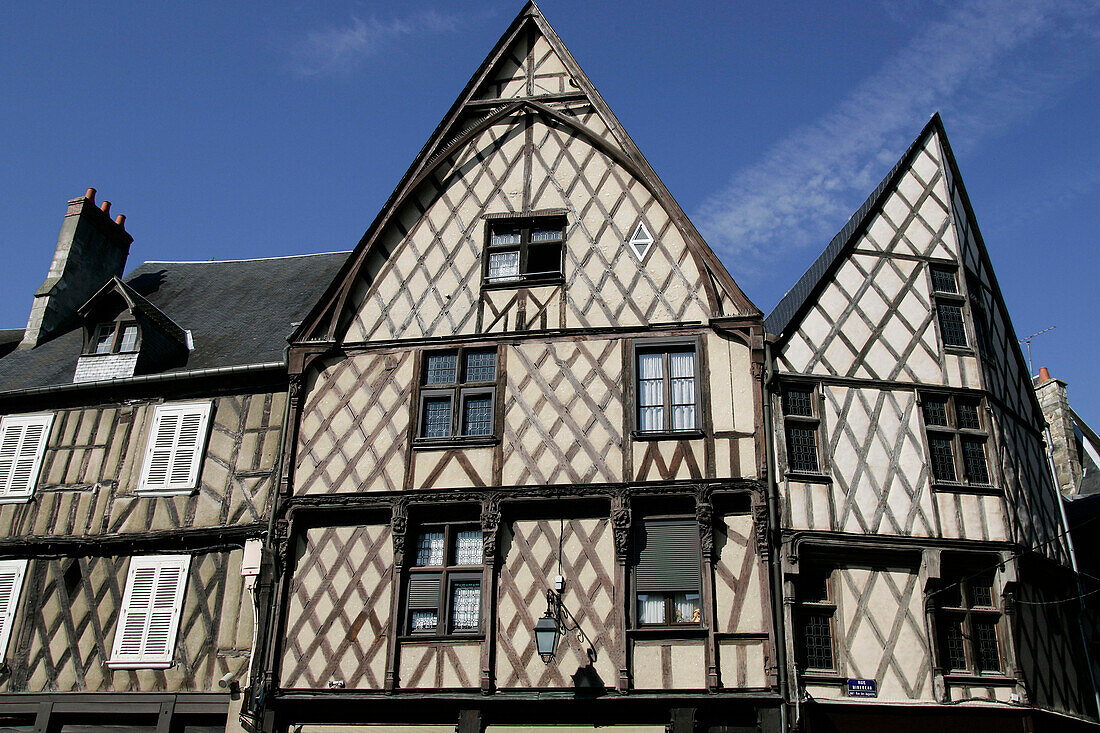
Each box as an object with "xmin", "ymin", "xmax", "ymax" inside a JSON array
[
  {"xmin": 85, "ymin": 188, "xmax": 96, "ymax": 203},
  {"xmin": 114, "ymin": 214, "xmax": 126, "ymax": 229},
  {"xmin": 1039, "ymin": 366, "xmax": 1051, "ymax": 383},
  {"xmin": 100, "ymin": 201, "xmax": 111, "ymax": 215}
]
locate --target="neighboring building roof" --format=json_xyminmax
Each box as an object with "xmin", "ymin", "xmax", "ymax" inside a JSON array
[
  {"xmin": 1070, "ymin": 407, "xmax": 1100, "ymax": 497},
  {"xmin": 764, "ymin": 115, "xmax": 940, "ymax": 338},
  {"xmin": 0, "ymin": 251, "xmax": 350, "ymax": 393},
  {"xmin": 0, "ymin": 329, "xmax": 24, "ymax": 359}
]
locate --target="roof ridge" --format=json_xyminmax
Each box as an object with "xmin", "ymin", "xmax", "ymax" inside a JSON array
[{"xmin": 139, "ymin": 250, "xmax": 351, "ymax": 266}]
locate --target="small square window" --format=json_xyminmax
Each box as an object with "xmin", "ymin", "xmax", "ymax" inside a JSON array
[
  {"xmin": 418, "ymin": 348, "xmax": 499, "ymax": 443},
  {"xmin": 635, "ymin": 345, "xmax": 698, "ymax": 434},
  {"xmin": 931, "ymin": 267, "xmax": 960, "ymax": 294},
  {"xmin": 484, "ymin": 216, "xmax": 565, "ymax": 285},
  {"xmin": 93, "ymin": 324, "xmax": 116, "ymax": 354}
]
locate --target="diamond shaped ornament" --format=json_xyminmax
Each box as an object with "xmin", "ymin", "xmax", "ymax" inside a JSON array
[{"xmin": 628, "ymin": 221, "xmax": 654, "ymax": 260}]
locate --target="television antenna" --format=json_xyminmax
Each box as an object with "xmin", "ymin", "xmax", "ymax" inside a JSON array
[{"xmin": 1019, "ymin": 326, "xmax": 1056, "ymax": 376}]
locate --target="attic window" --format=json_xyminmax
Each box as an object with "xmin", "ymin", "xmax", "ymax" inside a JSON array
[
  {"xmin": 89, "ymin": 322, "xmax": 139, "ymax": 355},
  {"xmin": 628, "ymin": 222, "xmax": 654, "ymax": 260},
  {"xmin": 483, "ymin": 216, "xmax": 565, "ymax": 286}
]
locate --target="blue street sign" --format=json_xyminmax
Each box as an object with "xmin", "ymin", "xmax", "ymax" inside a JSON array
[{"xmin": 847, "ymin": 678, "xmax": 878, "ymax": 698}]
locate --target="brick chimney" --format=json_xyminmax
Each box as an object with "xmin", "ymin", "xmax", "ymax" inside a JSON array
[
  {"xmin": 1035, "ymin": 366, "xmax": 1083, "ymax": 496},
  {"xmin": 19, "ymin": 189, "xmax": 133, "ymax": 349}
]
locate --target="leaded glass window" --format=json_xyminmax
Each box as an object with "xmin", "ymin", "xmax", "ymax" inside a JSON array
[
  {"xmin": 929, "ymin": 436, "xmax": 957, "ymax": 482},
  {"xmin": 406, "ymin": 525, "xmax": 483, "ymax": 636},
  {"xmin": 921, "ymin": 393, "xmax": 992, "ymax": 488},
  {"xmin": 782, "ymin": 383, "xmax": 822, "ymax": 474},
  {"xmin": 935, "ymin": 567, "xmax": 1002, "ymax": 674},
  {"xmin": 937, "ymin": 304, "xmax": 968, "ymax": 347},
  {"xmin": 419, "ymin": 348, "xmax": 498, "ymax": 441},
  {"xmin": 796, "ymin": 567, "xmax": 835, "ymax": 671}
]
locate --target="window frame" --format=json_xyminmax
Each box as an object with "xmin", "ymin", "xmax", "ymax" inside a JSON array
[
  {"xmin": 632, "ymin": 517, "xmax": 703, "ymax": 629},
  {"xmin": 137, "ymin": 401, "xmax": 213, "ymax": 496},
  {"xmin": 794, "ymin": 566, "xmax": 837, "ymax": 673},
  {"xmin": 934, "ymin": 568, "xmax": 1004, "ymax": 676},
  {"xmin": 403, "ymin": 524, "xmax": 484, "ymax": 638},
  {"xmin": 780, "ymin": 382, "xmax": 826, "ymax": 478},
  {"xmin": 85, "ymin": 318, "xmax": 141, "ymax": 356},
  {"xmin": 108, "ymin": 554, "xmax": 190, "ymax": 669},
  {"xmin": 0, "ymin": 559, "xmax": 28, "ymax": 657},
  {"xmin": 0, "ymin": 413, "xmax": 54, "ymax": 503},
  {"xmin": 919, "ymin": 392, "xmax": 994, "ymax": 490},
  {"xmin": 631, "ymin": 339, "xmax": 704, "ymax": 439},
  {"xmin": 482, "ymin": 214, "xmax": 566, "ymax": 288},
  {"xmin": 414, "ymin": 347, "xmax": 500, "ymax": 447},
  {"xmin": 929, "ymin": 264, "xmax": 971, "ymax": 351}
]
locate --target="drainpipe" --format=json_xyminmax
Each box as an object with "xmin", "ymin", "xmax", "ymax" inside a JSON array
[
  {"xmin": 763, "ymin": 341, "xmax": 790, "ymax": 733},
  {"xmin": 1044, "ymin": 422, "xmax": 1100, "ymax": 718}
]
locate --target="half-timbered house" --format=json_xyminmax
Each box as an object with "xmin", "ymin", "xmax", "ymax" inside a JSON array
[
  {"xmin": 258, "ymin": 4, "xmax": 779, "ymax": 733},
  {"xmin": 765, "ymin": 114, "xmax": 1096, "ymax": 731},
  {"xmin": 0, "ymin": 189, "xmax": 346, "ymax": 731}
]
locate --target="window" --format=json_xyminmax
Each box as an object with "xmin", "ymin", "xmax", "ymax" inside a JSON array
[
  {"xmin": 138, "ymin": 403, "xmax": 212, "ymax": 494},
  {"xmin": 635, "ymin": 345, "xmax": 698, "ymax": 434},
  {"xmin": 0, "ymin": 414, "xmax": 54, "ymax": 501},
  {"xmin": 795, "ymin": 567, "xmax": 835, "ymax": 671},
  {"xmin": 417, "ymin": 348, "xmax": 497, "ymax": 442},
  {"xmin": 109, "ymin": 555, "xmax": 190, "ymax": 668},
  {"xmin": 88, "ymin": 321, "xmax": 140, "ymax": 355},
  {"xmin": 0, "ymin": 559, "xmax": 28, "ymax": 657},
  {"xmin": 483, "ymin": 216, "xmax": 565, "ymax": 285},
  {"xmin": 920, "ymin": 393, "xmax": 991, "ymax": 487},
  {"xmin": 405, "ymin": 525, "xmax": 483, "ymax": 635},
  {"xmin": 634, "ymin": 520, "xmax": 702, "ymax": 626},
  {"xmin": 930, "ymin": 266, "xmax": 969, "ymax": 348},
  {"xmin": 935, "ymin": 568, "xmax": 1002, "ymax": 674},
  {"xmin": 781, "ymin": 384, "xmax": 821, "ymax": 474}
]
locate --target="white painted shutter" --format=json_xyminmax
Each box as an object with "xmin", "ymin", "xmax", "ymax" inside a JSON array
[
  {"xmin": 111, "ymin": 555, "xmax": 189, "ymax": 666},
  {"xmin": 139, "ymin": 403, "xmax": 211, "ymax": 492},
  {"xmin": 0, "ymin": 559, "xmax": 27, "ymax": 656},
  {"xmin": 0, "ymin": 415, "xmax": 54, "ymax": 498}
]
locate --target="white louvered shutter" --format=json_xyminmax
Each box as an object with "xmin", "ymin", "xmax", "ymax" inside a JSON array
[
  {"xmin": 111, "ymin": 555, "xmax": 189, "ymax": 666},
  {"xmin": 0, "ymin": 415, "xmax": 54, "ymax": 499},
  {"xmin": 139, "ymin": 403, "xmax": 211, "ymax": 492},
  {"xmin": 0, "ymin": 560, "xmax": 27, "ymax": 656}
]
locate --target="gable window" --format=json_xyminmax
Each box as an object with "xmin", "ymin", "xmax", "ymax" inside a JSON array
[
  {"xmin": 417, "ymin": 348, "xmax": 498, "ymax": 443},
  {"xmin": 635, "ymin": 344, "xmax": 698, "ymax": 435},
  {"xmin": 935, "ymin": 567, "xmax": 1002, "ymax": 674},
  {"xmin": 0, "ymin": 559, "xmax": 28, "ymax": 657},
  {"xmin": 627, "ymin": 221, "xmax": 654, "ymax": 260},
  {"xmin": 930, "ymin": 266, "xmax": 969, "ymax": 349},
  {"xmin": 920, "ymin": 393, "xmax": 991, "ymax": 487},
  {"xmin": 405, "ymin": 524, "xmax": 483, "ymax": 635},
  {"xmin": 89, "ymin": 321, "xmax": 140, "ymax": 355},
  {"xmin": 781, "ymin": 384, "xmax": 822, "ymax": 474},
  {"xmin": 109, "ymin": 554, "xmax": 190, "ymax": 668},
  {"xmin": 0, "ymin": 414, "xmax": 54, "ymax": 501},
  {"xmin": 138, "ymin": 402, "xmax": 212, "ymax": 494},
  {"xmin": 483, "ymin": 216, "xmax": 565, "ymax": 285},
  {"xmin": 634, "ymin": 519, "xmax": 702, "ymax": 626},
  {"xmin": 795, "ymin": 566, "xmax": 835, "ymax": 671}
]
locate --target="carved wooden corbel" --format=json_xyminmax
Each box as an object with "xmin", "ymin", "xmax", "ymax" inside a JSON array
[
  {"xmin": 695, "ymin": 488, "xmax": 714, "ymax": 562},
  {"xmin": 391, "ymin": 497, "xmax": 409, "ymax": 558},
  {"xmin": 752, "ymin": 494, "xmax": 769, "ymax": 561},
  {"xmin": 272, "ymin": 518, "xmax": 291, "ymax": 569},
  {"xmin": 481, "ymin": 494, "xmax": 502, "ymax": 564},
  {"xmin": 611, "ymin": 491, "xmax": 632, "ymax": 564}
]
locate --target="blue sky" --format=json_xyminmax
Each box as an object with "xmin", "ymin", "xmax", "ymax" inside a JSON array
[{"xmin": 1, "ymin": 1, "xmax": 1097, "ymax": 421}]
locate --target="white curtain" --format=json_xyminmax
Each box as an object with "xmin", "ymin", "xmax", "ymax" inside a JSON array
[
  {"xmin": 637, "ymin": 594, "xmax": 665, "ymax": 624},
  {"xmin": 670, "ymin": 351, "xmax": 696, "ymax": 430},
  {"xmin": 674, "ymin": 593, "xmax": 700, "ymax": 624},
  {"xmin": 638, "ymin": 353, "xmax": 664, "ymax": 431}
]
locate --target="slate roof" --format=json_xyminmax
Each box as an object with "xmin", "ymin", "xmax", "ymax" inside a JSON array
[
  {"xmin": 764, "ymin": 114, "xmax": 942, "ymax": 339},
  {"xmin": 0, "ymin": 251, "xmax": 349, "ymax": 393}
]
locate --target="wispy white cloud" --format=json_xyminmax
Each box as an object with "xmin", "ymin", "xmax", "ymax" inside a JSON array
[
  {"xmin": 696, "ymin": 0, "xmax": 1100, "ymax": 272},
  {"xmin": 292, "ymin": 10, "xmax": 465, "ymax": 78}
]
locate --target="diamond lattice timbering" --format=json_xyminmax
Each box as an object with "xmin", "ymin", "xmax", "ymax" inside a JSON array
[
  {"xmin": 825, "ymin": 386, "xmax": 936, "ymax": 537},
  {"xmin": 12, "ymin": 552, "xmax": 246, "ymax": 693},
  {"xmin": 502, "ymin": 339, "xmax": 624, "ymax": 486},
  {"xmin": 495, "ymin": 518, "xmax": 619, "ymax": 688},
  {"xmin": 280, "ymin": 524, "xmax": 393, "ymax": 689},
  {"xmin": 834, "ymin": 566, "xmax": 931, "ymax": 701},
  {"xmin": 296, "ymin": 353, "xmax": 413, "ymax": 495}
]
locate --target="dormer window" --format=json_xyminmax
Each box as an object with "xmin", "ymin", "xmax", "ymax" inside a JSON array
[
  {"xmin": 91, "ymin": 322, "xmax": 139, "ymax": 355},
  {"xmin": 483, "ymin": 215, "xmax": 565, "ymax": 286}
]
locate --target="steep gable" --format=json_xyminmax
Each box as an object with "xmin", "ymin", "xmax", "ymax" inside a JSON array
[{"xmin": 296, "ymin": 2, "xmax": 757, "ymax": 346}]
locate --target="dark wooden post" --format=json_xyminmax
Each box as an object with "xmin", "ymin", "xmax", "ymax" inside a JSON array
[{"xmin": 612, "ymin": 490, "xmax": 632, "ymax": 692}]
